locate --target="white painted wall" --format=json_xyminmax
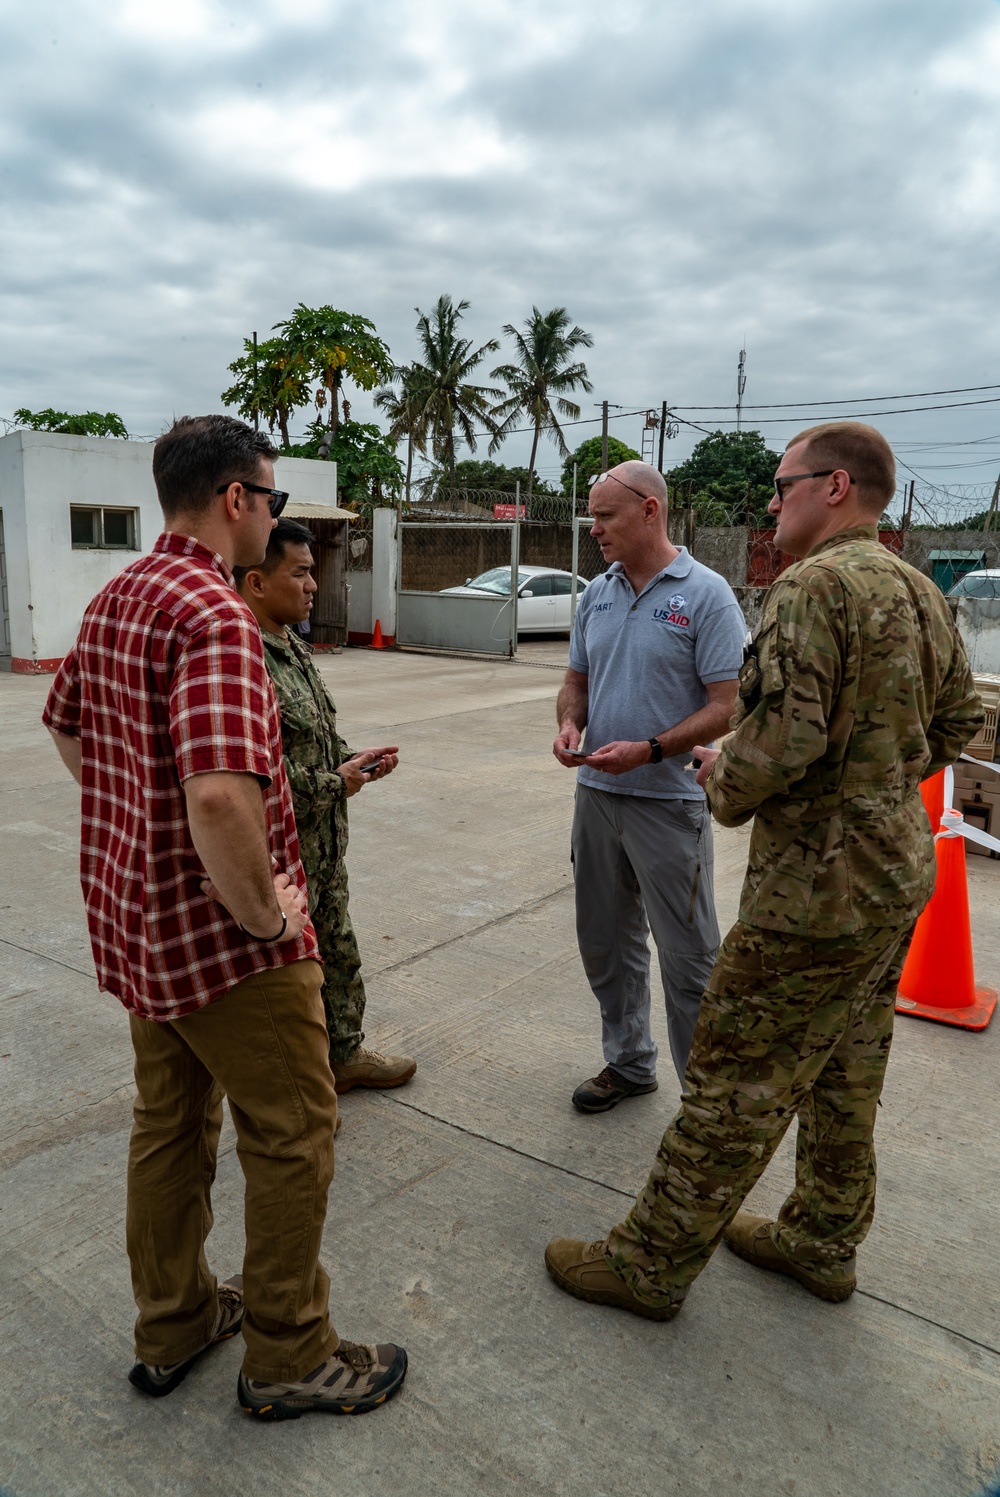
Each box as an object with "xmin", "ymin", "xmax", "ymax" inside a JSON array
[
  {"xmin": 0, "ymin": 430, "xmax": 337, "ymax": 669},
  {"xmin": 371, "ymin": 507, "xmax": 398, "ymax": 640}
]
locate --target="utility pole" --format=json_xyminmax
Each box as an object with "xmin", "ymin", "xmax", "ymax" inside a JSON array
[
  {"xmin": 658, "ymin": 398, "xmax": 668, "ymax": 473},
  {"xmin": 903, "ymin": 479, "xmax": 915, "ymax": 530},
  {"xmin": 983, "ymin": 470, "xmax": 1000, "ymax": 534},
  {"xmin": 736, "ymin": 347, "xmax": 747, "ymax": 433},
  {"xmin": 601, "ymin": 400, "xmax": 608, "ymax": 472},
  {"xmin": 252, "ymin": 331, "xmax": 259, "ymax": 433}
]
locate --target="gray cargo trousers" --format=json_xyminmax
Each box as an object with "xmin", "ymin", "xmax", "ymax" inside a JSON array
[{"xmin": 571, "ymin": 785, "xmax": 719, "ymax": 1084}]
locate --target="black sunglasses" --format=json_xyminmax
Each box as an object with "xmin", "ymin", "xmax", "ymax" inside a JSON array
[
  {"xmin": 773, "ymin": 470, "xmax": 855, "ymax": 501},
  {"xmin": 216, "ymin": 480, "xmax": 289, "ymax": 518}
]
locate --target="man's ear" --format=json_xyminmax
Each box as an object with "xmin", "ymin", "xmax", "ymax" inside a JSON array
[{"xmin": 240, "ymin": 567, "xmax": 267, "ymax": 599}]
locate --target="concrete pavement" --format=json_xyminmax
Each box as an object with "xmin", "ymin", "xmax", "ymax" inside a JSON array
[{"xmin": 1, "ymin": 649, "xmax": 999, "ymax": 1497}]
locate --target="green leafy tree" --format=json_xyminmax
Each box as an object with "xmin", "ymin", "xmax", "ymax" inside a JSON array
[
  {"xmin": 221, "ymin": 337, "xmax": 312, "ymax": 448},
  {"xmin": 275, "ymin": 305, "xmax": 394, "ymax": 455},
  {"xmin": 409, "ymin": 295, "xmax": 502, "ymax": 485},
  {"xmin": 490, "ymin": 307, "xmax": 593, "ymax": 497},
  {"xmin": 667, "ymin": 429, "xmax": 780, "ymax": 525},
  {"xmin": 450, "ymin": 459, "xmax": 555, "ymax": 496},
  {"xmin": 373, "ymin": 363, "xmax": 433, "ymax": 503},
  {"xmin": 14, "ymin": 408, "xmax": 128, "ymax": 438},
  {"xmin": 285, "ymin": 419, "xmax": 403, "ymax": 510},
  {"xmin": 561, "ymin": 435, "xmax": 641, "ymax": 498}
]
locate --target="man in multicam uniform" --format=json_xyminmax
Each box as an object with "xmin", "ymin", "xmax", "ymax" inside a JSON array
[
  {"xmin": 235, "ymin": 519, "xmax": 416, "ymax": 1093},
  {"xmin": 545, "ymin": 421, "xmax": 983, "ymax": 1320}
]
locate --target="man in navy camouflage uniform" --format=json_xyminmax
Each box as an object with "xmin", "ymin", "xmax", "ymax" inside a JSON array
[
  {"xmin": 545, "ymin": 422, "xmax": 982, "ymax": 1319},
  {"xmin": 236, "ymin": 520, "xmax": 416, "ymax": 1092}
]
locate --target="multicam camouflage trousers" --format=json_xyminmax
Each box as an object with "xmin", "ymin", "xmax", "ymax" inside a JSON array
[
  {"xmin": 605, "ymin": 919, "xmax": 912, "ymax": 1309},
  {"xmin": 310, "ymin": 870, "xmax": 367, "ymax": 1065}
]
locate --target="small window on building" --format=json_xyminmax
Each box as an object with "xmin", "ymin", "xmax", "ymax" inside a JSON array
[{"xmin": 70, "ymin": 506, "xmax": 139, "ymax": 550}]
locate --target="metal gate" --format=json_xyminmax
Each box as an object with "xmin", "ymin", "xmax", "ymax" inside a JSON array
[{"xmin": 396, "ymin": 521, "xmax": 520, "ymax": 656}]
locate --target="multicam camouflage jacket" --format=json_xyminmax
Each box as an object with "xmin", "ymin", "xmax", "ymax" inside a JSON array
[
  {"xmin": 706, "ymin": 525, "xmax": 984, "ymax": 938},
  {"xmin": 261, "ymin": 627, "xmax": 350, "ymax": 885}
]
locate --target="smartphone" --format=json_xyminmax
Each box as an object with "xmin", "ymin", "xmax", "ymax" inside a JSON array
[
  {"xmin": 565, "ymin": 748, "xmax": 588, "ymax": 757},
  {"xmin": 359, "ymin": 759, "xmax": 383, "ymax": 775}
]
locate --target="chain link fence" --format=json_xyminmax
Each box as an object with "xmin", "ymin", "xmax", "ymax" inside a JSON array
[{"xmin": 402, "ymin": 481, "xmax": 1000, "ymax": 640}]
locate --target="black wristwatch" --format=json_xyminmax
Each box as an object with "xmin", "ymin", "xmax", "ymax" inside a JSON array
[
  {"xmin": 240, "ymin": 911, "xmax": 288, "ymax": 943},
  {"xmin": 647, "ymin": 737, "xmax": 663, "ymax": 764}
]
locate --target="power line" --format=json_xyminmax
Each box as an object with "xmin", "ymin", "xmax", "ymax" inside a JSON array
[
  {"xmin": 675, "ymin": 381, "xmax": 1000, "ymax": 411},
  {"xmin": 665, "ymin": 395, "xmax": 1000, "ymax": 424}
]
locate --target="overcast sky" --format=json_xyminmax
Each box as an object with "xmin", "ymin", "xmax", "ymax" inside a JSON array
[{"xmin": 2, "ymin": 0, "xmax": 1000, "ymax": 496}]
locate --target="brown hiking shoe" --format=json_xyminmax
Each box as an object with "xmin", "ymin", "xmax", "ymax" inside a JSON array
[
  {"xmin": 544, "ymin": 1238, "xmax": 680, "ymax": 1321},
  {"xmin": 129, "ymin": 1276, "xmax": 245, "ymax": 1397},
  {"xmin": 331, "ymin": 1047, "xmax": 416, "ymax": 1092},
  {"xmin": 571, "ymin": 1065, "xmax": 658, "ymax": 1114},
  {"xmin": 238, "ymin": 1340, "xmax": 408, "ymax": 1421},
  {"xmin": 723, "ymin": 1212, "xmax": 857, "ymax": 1303}
]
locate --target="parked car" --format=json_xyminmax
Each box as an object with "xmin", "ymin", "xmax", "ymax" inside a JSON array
[
  {"xmin": 440, "ymin": 566, "xmax": 591, "ymax": 633},
  {"xmin": 947, "ymin": 569, "xmax": 1000, "ymax": 600}
]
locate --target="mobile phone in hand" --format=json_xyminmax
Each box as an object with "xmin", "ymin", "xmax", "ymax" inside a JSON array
[{"xmin": 360, "ymin": 759, "xmax": 383, "ymax": 775}]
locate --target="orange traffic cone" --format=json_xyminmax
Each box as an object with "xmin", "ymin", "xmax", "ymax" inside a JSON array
[
  {"xmin": 371, "ymin": 619, "xmax": 384, "ymax": 650},
  {"xmin": 896, "ymin": 805, "xmax": 998, "ymax": 1030}
]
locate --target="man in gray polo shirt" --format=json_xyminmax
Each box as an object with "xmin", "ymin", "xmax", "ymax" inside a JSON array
[{"xmin": 554, "ymin": 461, "xmax": 745, "ymax": 1111}]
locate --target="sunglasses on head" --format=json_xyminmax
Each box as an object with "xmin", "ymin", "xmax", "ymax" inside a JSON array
[{"xmin": 588, "ymin": 471, "xmax": 653, "ymax": 502}]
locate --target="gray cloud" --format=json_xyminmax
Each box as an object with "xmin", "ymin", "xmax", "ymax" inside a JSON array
[{"xmin": 1, "ymin": 0, "xmax": 999, "ymax": 489}]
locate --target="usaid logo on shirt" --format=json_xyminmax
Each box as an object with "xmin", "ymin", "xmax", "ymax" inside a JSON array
[{"xmin": 653, "ymin": 593, "xmax": 690, "ymax": 628}]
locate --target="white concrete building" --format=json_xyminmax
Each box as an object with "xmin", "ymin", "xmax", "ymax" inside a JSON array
[{"xmin": 0, "ymin": 430, "xmax": 345, "ymax": 672}]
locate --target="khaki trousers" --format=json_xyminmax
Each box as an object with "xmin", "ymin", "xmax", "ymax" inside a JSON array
[{"xmin": 126, "ymin": 960, "xmax": 339, "ymax": 1381}]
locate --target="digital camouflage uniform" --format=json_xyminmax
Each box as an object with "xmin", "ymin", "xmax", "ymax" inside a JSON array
[
  {"xmin": 604, "ymin": 525, "xmax": 984, "ymax": 1309},
  {"xmin": 261, "ymin": 628, "xmax": 366, "ymax": 1064}
]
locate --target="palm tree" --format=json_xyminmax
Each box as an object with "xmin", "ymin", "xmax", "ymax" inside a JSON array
[
  {"xmin": 409, "ymin": 295, "xmax": 502, "ymax": 487},
  {"xmin": 490, "ymin": 307, "xmax": 593, "ymax": 499},
  {"xmin": 373, "ymin": 363, "xmax": 433, "ymax": 504}
]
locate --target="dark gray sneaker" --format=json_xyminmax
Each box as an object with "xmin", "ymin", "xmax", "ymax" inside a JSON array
[
  {"xmin": 572, "ymin": 1065, "xmax": 658, "ymax": 1114},
  {"xmin": 128, "ymin": 1276, "xmax": 245, "ymax": 1397},
  {"xmin": 238, "ymin": 1340, "xmax": 408, "ymax": 1421}
]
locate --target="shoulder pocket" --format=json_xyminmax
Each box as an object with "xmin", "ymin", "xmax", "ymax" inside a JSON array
[{"xmin": 756, "ymin": 620, "xmax": 784, "ymax": 697}]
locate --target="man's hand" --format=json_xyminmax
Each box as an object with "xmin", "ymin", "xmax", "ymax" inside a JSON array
[
  {"xmin": 553, "ymin": 721, "xmax": 585, "ymax": 767},
  {"xmin": 200, "ymin": 871, "xmax": 309, "ymax": 943},
  {"xmin": 339, "ymin": 746, "xmax": 399, "ymax": 797},
  {"xmin": 580, "ymin": 739, "xmax": 652, "ymax": 776},
  {"xmin": 692, "ymin": 743, "xmax": 720, "ymax": 789}
]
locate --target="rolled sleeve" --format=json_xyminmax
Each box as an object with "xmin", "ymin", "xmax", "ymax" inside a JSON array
[
  {"xmin": 170, "ymin": 616, "xmax": 275, "ymax": 784},
  {"xmin": 42, "ymin": 647, "xmax": 82, "ymax": 738}
]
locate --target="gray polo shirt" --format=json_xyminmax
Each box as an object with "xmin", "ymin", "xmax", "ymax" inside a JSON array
[{"xmin": 569, "ymin": 549, "xmax": 746, "ymax": 800}]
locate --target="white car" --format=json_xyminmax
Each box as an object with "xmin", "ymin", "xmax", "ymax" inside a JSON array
[
  {"xmin": 440, "ymin": 565, "xmax": 591, "ymax": 633},
  {"xmin": 948, "ymin": 569, "xmax": 1000, "ymax": 600}
]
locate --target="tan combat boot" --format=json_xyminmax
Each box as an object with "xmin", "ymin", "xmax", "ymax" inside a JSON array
[
  {"xmin": 331, "ymin": 1047, "xmax": 416, "ymax": 1092},
  {"xmin": 723, "ymin": 1212, "xmax": 857, "ymax": 1303},
  {"xmin": 544, "ymin": 1238, "xmax": 681, "ymax": 1321}
]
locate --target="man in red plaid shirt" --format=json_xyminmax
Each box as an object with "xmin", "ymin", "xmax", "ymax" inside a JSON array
[{"xmin": 44, "ymin": 415, "xmax": 407, "ymax": 1422}]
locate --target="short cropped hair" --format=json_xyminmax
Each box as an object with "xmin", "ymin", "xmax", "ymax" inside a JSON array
[
  {"xmin": 152, "ymin": 415, "xmax": 278, "ymax": 519},
  {"xmin": 787, "ymin": 421, "xmax": 895, "ymax": 513},
  {"xmin": 232, "ymin": 519, "xmax": 315, "ymax": 589}
]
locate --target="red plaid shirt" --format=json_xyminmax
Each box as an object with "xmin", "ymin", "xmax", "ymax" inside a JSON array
[{"xmin": 43, "ymin": 531, "xmax": 319, "ymax": 1021}]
